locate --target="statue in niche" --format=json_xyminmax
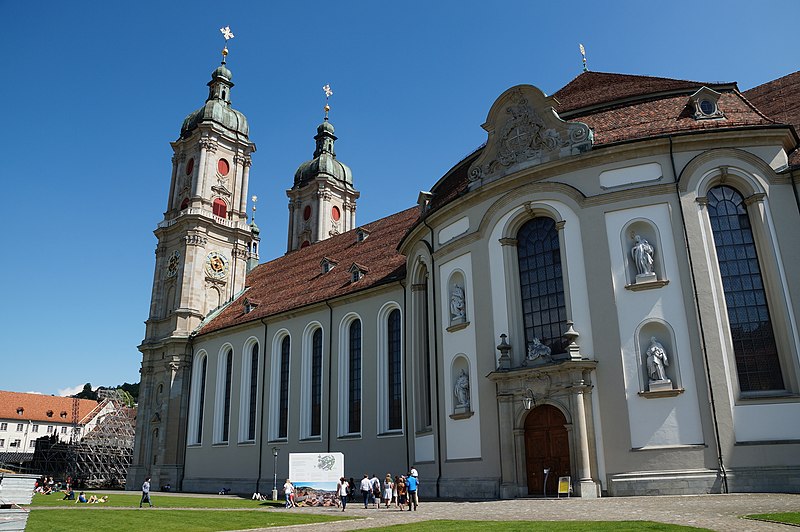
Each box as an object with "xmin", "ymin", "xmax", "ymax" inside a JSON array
[
  {"xmin": 631, "ymin": 234, "xmax": 656, "ymax": 282},
  {"xmin": 526, "ymin": 337, "xmax": 551, "ymax": 362},
  {"xmin": 646, "ymin": 337, "xmax": 670, "ymax": 382},
  {"xmin": 450, "ymin": 284, "xmax": 466, "ymax": 323},
  {"xmin": 454, "ymin": 369, "xmax": 470, "ymax": 408}
]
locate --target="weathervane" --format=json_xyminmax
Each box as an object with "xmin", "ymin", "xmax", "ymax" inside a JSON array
[
  {"xmin": 323, "ymin": 83, "xmax": 333, "ymax": 119},
  {"xmin": 251, "ymin": 195, "xmax": 258, "ymax": 222},
  {"xmin": 220, "ymin": 25, "xmax": 235, "ymax": 63},
  {"xmin": 579, "ymin": 43, "xmax": 588, "ymax": 72}
]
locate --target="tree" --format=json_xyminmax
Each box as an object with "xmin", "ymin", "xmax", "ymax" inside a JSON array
[{"xmin": 73, "ymin": 383, "xmax": 98, "ymax": 401}]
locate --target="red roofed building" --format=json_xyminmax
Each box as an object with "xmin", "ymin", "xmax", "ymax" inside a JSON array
[{"xmin": 130, "ymin": 57, "xmax": 800, "ymax": 499}]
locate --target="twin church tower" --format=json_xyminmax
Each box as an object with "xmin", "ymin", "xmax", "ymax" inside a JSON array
[{"xmin": 129, "ymin": 48, "xmax": 358, "ymax": 487}]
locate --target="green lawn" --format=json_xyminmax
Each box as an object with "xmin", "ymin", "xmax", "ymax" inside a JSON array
[
  {"xmin": 744, "ymin": 512, "xmax": 800, "ymax": 525},
  {"xmin": 32, "ymin": 492, "xmax": 282, "ymax": 509},
  {"xmin": 26, "ymin": 509, "xmax": 348, "ymax": 532},
  {"xmin": 363, "ymin": 520, "xmax": 711, "ymax": 531}
]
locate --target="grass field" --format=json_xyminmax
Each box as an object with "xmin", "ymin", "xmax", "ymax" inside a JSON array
[
  {"xmin": 26, "ymin": 509, "xmax": 348, "ymax": 532},
  {"xmin": 363, "ymin": 521, "xmax": 711, "ymax": 531},
  {"xmin": 31, "ymin": 492, "xmax": 283, "ymax": 509},
  {"xmin": 744, "ymin": 512, "xmax": 800, "ymax": 525}
]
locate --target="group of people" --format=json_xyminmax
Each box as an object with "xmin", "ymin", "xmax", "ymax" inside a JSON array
[{"xmin": 337, "ymin": 467, "xmax": 420, "ymax": 512}]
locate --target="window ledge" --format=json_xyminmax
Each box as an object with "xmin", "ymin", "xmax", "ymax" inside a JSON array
[
  {"xmin": 638, "ymin": 388, "xmax": 684, "ymax": 399},
  {"xmin": 267, "ymin": 438, "xmax": 288, "ymax": 444},
  {"xmin": 625, "ymin": 279, "xmax": 670, "ymax": 292},
  {"xmin": 237, "ymin": 440, "xmax": 256, "ymax": 446},
  {"xmin": 211, "ymin": 442, "xmax": 229, "ymax": 447},
  {"xmin": 415, "ymin": 428, "xmax": 433, "ymax": 436},
  {"xmin": 337, "ymin": 433, "xmax": 362, "ymax": 440},
  {"xmin": 377, "ymin": 430, "xmax": 404, "ymax": 438},
  {"xmin": 299, "ymin": 437, "xmax": 322, "ymax": 443},
  {"xmin": 738, "ymin": 392, "xmax": 799, "ymax": 403}
]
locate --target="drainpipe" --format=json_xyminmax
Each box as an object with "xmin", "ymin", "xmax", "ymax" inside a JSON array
[
  {"xmin": 325, "ymin": 300, "xmax": 334, "ymax": 453},
  {"xmin": 255, "ymin": 318, "xmax": 269, "ymax": 494},
  {"xmin": 670, "ymin": 136, "xmax": 728, "ymax": 493},
  {"xmin": 420, "ymin": 216, "xmax": 441, "ymax": 498},
  {"xmin": 790, "ymin": 169, "xmax": 800, "ymax": 217}
]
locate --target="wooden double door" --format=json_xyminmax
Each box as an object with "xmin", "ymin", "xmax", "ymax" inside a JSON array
[{"xmin": 524, "ymin": 404, "xmax": 570, "ymax": 496}]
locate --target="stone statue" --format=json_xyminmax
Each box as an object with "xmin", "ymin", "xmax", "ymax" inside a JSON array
[
  {"xmin": 454, "ymin": 369, "xmax": 470, "ymax": 408},
  {"xmin": 631, "ymin": 234, "xmax": 655, "ymax": 277},
  {"xmin": 450, "ymin": 284, "xmax": 466, "ymax": 322},
  {"xmin": 526, "ymin": 337, "xmax": 551, "ymax": 361},
  {"xmin": 646, "ymin": 336, "xmax": 669, "ymax": 382}
]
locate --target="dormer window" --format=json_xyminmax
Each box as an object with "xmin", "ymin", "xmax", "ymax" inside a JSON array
[
  {"xmin": 689, "ymin": 87, "xmax": 724, "ymax": 120},
  {"xmin": 356, "ymin": 228, "xmax": 371, "ymax": 243},
  {"xmin": 417, "ymin": 191, "xmax": 433, "ymax": 214},
  {"xmin": 46, "ymin": 410, "xmax": 53, "ymax": 417},
  {"xmin": 16, "ymin": 408, "xmax": 23, "ymax": 415},
  {"xmin": 320, "ymin": 257, "xmax": 338, "ymax": 274},
  {"xmin": 243, "ymin": 298, "xmax": 259, "ymax": 314},
  {"xmin": 60, "ymin": 411, "xmax": 67, "ymax": 419},
  {"xmin": 349, "ymin": 262, "xmax": 368, "ymax": 282}
]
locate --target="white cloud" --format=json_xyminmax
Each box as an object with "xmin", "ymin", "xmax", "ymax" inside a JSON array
[
  {"xmin": 23, "ymin": 391, "xmax": 44, "ymax": 395},
  {"xmin": 58, "ymin": 384, "xmax": 86, "ymax": 397}
]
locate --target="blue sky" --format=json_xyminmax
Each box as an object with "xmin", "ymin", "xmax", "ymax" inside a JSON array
[{"xmin": 2, "ymin": 1, "xmax": 796, "ymax": 396}]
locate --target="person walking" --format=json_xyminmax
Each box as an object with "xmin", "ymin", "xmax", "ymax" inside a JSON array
[
  {"xmin": 406, "ymin": 473, "xmax": 418, "ymax": 511},
  {"xmin": 139, "ymin": 477, "xmax": 153, "ymax": 508},
  {"xmin": 397, "ymin": 476, "xmax": 407, "ymax": 509},
  {"xmin": 337, "ymin": 477, "xmax": 349, "ymax": 511},
  {"xmin": 383, "ymin": 474, "xmax": 394, "ymax": 509},
  {"xmin": 283, "ymin": 479, "xmax": 295, "ymax": 508},
  {"xmin": 392, "ymin": 475, "xmax": 400, "ymax": 509},
  {"xmin": 370, "ymin": 474, "xmax": 381, "ymax": 509},
  {"xmin": 359, "ymin": 474, "xmax": 371, "ymax": 508}
]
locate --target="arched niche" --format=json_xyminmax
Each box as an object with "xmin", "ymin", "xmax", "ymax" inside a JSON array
[
  {"xmin": 635, "ymin": 319, "xmax": 682, "ymax": 396},
  {"xmin": 621, "ymin": 219, "xmax": 667, "ymax": 289},
  {"xmin": 450, "ymin": 355, "xmax": 473, "ymax": 419},
  {"xmin": 447, "ymin": 270, "xmax": 468, "ymax": 328}
]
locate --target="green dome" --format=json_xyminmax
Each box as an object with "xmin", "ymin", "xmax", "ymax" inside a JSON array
[
  {"xmin": 293, "ymin": 119, "xmax": 353, "ymax": 187},
  {"xmin": 180, "ymin": 63, "xmax": 248, "ymax": 139}
]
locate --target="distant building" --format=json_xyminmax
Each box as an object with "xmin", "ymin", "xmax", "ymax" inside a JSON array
[{"xmin": 128, "ymin": 49, "xmax": 800, "ymax": 498}]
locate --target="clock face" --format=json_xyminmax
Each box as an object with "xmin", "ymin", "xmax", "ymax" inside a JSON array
[
  {"xmin": 167, "ymin": 250, "xmax": 180, "ymax": 277},
  {"xmin": 205, "ymin": 251, "xmax": 229, "ymax": 279}
]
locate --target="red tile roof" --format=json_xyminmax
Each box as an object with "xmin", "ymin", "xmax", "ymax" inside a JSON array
[
  {"xmin": 198, "ymin": 207, "xmax": 419, "ymax": 335},
  {"xmin": 553, "ymin": 71, "xmax": 730, "ymax": 114},
  {"xmin": 743, "ymin": 71, "xmax": 800, "ymax": 165},
  {"xmin": 0, "ymin": 391, "xmax": 100, "ymax": 425}
]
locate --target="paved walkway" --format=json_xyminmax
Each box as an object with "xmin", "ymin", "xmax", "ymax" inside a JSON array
[{"xmin": 229, "ymin": 493, "xmax": 800, "ymax": 531}]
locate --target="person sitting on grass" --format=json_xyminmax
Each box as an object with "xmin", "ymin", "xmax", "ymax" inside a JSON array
[
  {"xmin": 76, "ymin": 492, "xmax": 88, "ymax": 503},
  {"xmin": 62, "ymin": 488, "xmax": 75, "ymax": 500}
]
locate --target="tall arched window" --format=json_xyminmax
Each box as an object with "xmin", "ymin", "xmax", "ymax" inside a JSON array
[
  {"xmin": 248, "ymin": 342, "xmax": 259, "ymax": 441},
  {"xmin": 707, "ymin": 185, "xmax": 783, "ymax": 391},
  {"xmin": 213, "ymin": 198, "xmax": 227, "ymax": 218},
  {"xmin": 348, "ymin": 319, "xmax": 362, "ymax": 434},
  {"xmin": 388, "ymin": 309, "xmax": 402, "ymax": 430},
  {"xmin": 311, "ymin": 329, "xmax": 323, "ymax": 437},
  {"xmin": 221, "ymin": 349, "xmax": 233, "ymax": 442},
  {"xmin": 279, "ymin": 336, "xmax": 291, "ymax": 438},
  {"xmin": 191, "ymin": 354, "xmax": 207, "ymax": 445},
  {"xmin": 517, "ymin": 217, "xmax": 567, "ymax": 355}
]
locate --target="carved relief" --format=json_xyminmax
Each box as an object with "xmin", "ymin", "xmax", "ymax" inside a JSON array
[
  {"xmin": 199, "ymin": 138, "xmax": 218, "ymax": 152},
  {"xmin": 468, "ymin": 85, "xmax": 592, "ymax": 189},
  {"xmin": 185, "ymin": 234, "xmax": 208, "ymax": 246}
]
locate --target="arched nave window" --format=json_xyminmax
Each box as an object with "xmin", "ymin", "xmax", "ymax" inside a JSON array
[
  {"xmin": 214, "ymin": 347, "xmax": 234, "ymax": 443},
  {"xmin": 188, "ymin": 352, "xmax": 208, "ymax": 445},
  {"xmin": 387, "ymin": 309, "xmax": 402, "ymax": 430},
  {"xmin": 279, "ymin": 336, "xmax": 291, "ymax": 439},
  {"xmin": 517, "ymin": 217, "xmax": 568, "ymax": 356},
  {"xmin": 707, "ymin": 185, "xmax": 783, "ymax": 391},
  {"xmin": 239, "ymin": 339, "xmax": 260, "ymax": 442},
  {"xmin": 311, "ymin": 328, "xmax": 323, "ymax": 437},
  {"xmin": 348, "ymin": 320, "xmax": 362, "ymax": 434}
]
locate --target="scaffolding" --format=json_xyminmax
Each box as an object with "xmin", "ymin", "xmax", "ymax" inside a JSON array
[{"xmin": 27, "ymin": 391, "xmax": 136, "ymax": 488}]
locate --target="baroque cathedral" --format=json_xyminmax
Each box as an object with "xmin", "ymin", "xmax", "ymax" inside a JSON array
[{"xmin": 128, "ymin": 47, "xmax": 800, "ymax": 498}]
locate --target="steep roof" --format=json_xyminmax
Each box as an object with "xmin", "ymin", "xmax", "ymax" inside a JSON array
[
  {"xmin": 744, "ymin": 71, "xmax": 800, "ymax": 165},
  {"xmin": 199, "ymin": 207, "xmax": 419, "ymax": 335},
  {"xmin": 0, "ymin": 391, "xmax": 100, "ymax": 425}
]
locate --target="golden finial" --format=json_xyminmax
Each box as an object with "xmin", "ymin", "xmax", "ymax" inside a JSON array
[
  {"xmin": 251, "ymin": 195, "xmax": 258, "ymax": 222},
  {"xmin": 323, "ymin": 84, "xmax": 333, "ymax": 120},
  {"xmin": 220, "ymin": 26, "xmax": 234, "ymax": 63}
]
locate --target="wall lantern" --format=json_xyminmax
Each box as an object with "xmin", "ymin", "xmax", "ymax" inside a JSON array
[{"xmin": 522, "ymin": 388, "xmax": 536, "ymax": 410}]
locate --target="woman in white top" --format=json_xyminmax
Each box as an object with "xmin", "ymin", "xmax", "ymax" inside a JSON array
[
  {"xmin": 337, "ymin": 477, "xmax": 349, "ymax": 512},
  {"xmin": 383, "ymin": 474, "xmax": 394, "ymax": 509},
  {"xmin": 283, "ymin": 479, "xmax": 295, "ymax": 508}
]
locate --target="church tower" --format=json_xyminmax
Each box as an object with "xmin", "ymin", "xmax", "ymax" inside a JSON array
[
  {"xmin": 129, "ymin": 36, "xmax": 257, "ymax": 490},
  {"xmin": 286, "ymin": 101, "xmax": 359, "ymax": 251}
]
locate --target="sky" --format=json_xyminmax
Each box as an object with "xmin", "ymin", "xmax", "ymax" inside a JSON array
[{"xmin": 1, "ymin": 1, "xmax": 797, "ymax": 397}]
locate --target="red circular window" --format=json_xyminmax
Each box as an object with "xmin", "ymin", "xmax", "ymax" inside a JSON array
[
  {"xmin": 331, "ymin": 206, "xmax": 341, "ymax": 221},
  {"xmin": 303, "ymin": 205, "xmax": 312, "ymax": 220},
  {"xmin": 185, "ymin": 158, "xmax": 194, "ymax": 175},
  {"xmin": 217, "ymin": 158, "xmax": 230, "ymax": 176},
  {"xmin": 300, "ymin": 240, "xmax": 310, "ymax": 248}
]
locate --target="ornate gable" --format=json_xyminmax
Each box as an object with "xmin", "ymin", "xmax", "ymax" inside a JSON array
[{"xmin": 468, "ymin": 85, "xmax": 593, "ymax": 190}]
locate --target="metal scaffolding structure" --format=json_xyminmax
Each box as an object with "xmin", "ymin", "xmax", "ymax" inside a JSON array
[{"xmin": 27, "ymin": 392, "xmax": 136, "ymax": 488}]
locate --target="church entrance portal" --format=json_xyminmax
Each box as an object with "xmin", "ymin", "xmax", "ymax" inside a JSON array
[{"xmin": 524, "ymin": 405, "xmax": 570, "ymax": 496}]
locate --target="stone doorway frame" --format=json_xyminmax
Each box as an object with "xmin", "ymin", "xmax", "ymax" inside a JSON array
[{"xmin": 488, "ymin": 359, "xmax": 601, "ymax": 498}]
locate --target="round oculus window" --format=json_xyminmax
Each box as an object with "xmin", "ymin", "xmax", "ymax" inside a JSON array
[
  {"xmin": 303, "ymin": 205, "xmax": 312, "ymax": 220},
  {"xmin": 699, "ymin": 99, "xmax": 715, "ymax": 115},
  {"xmin": 217, "ymin": 158, "xmax": 230, "ymax": 176},
  {"xmin": 331, "ymin": 205, "xmax": 341, "ymax": 221},
  {"xmin": 185, "ymin": 158, "xmax": 194, "ymax": 175}
]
